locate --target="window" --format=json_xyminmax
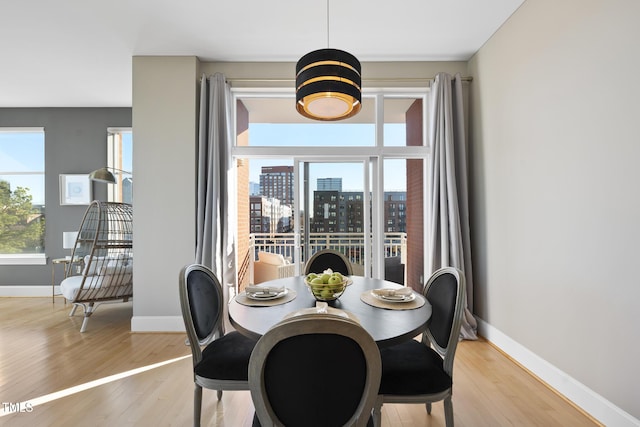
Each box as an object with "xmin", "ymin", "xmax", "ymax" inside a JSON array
[
  {"xmin": 0, "ymin": 128, "xmax": 46, "ymax": 264},
  {"xmin": 234, "ymin": 89, "xmax": 429, "ymax": 286},
  {"xmin": 107, "ymin": 128, "xmax": 132, "ymax": 203}
]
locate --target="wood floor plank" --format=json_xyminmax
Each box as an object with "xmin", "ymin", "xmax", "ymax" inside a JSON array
[{"xmin": 0, "ymin": 297, "xmax": 600, "ymax": 426}]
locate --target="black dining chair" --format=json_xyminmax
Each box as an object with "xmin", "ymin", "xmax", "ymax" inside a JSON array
[
  {"xmin": 179, "ymin": 264, "xmax": 257, "ymax": 427},
  {"xmin": 249, "ymin": 314, "xmax": 381, "ymax": 427},
  {"xmin": 373, "ymin": 267, "xmax": 466, "ymax": 427},
  {"xmin": 304, "ymin": 249, "xmax": 353, "ymax": 276}
]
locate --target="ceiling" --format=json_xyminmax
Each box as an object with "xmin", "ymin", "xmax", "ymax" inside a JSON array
[{"xmin": 0, "ymin": 0, "xmax": 525, "ymax": 108}]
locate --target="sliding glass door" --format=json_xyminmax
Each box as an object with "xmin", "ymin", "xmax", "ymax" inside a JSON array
[{"xmin": 294, "ymin": 159, "xmax": 370, "ymax": 277}]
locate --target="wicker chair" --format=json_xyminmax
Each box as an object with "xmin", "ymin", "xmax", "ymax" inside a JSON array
[{"xmin": 60, "ymin": 201, "xmax": 133, "ymax": 332}]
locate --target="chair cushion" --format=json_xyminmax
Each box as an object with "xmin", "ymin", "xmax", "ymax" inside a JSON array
[
  {"xmin": 195, "ymin": 331, "xmax": 256, "ymax": 381},
  {"xmin": 257, "ymin": 251, "xmax": 286, "ymax": 266},
  {"xmin": 60, "ymin": 276, "xmax": 86, "ymax": 300},
  {"xmin": 60, "ymin": 274, "xmax": 133, "ymax": 301},
  {"xmin": 379, "ymin": 340, "xmax": 452, "ymax": 395}
]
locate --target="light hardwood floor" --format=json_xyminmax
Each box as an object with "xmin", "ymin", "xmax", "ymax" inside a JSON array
[{"xmin": 0, "ymin": 297, "xmax": 600, "ymax": 427}]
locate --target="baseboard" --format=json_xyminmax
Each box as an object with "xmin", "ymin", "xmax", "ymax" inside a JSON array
[
  {"xmin": 477, "ymin": 318, "xmax": 639, "ymax": 427},
  {"xmin": 131, "ymin": 316, "xmax": 185, "ymax": 332},
  {"xmin": 0, "ymin": 285, "xmax": 55, "ymax": 297}
]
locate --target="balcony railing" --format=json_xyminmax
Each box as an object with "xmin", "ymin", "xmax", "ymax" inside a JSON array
[{"xmin": 249, "ymin": 232, "xmax": 406, "ymax": 268}]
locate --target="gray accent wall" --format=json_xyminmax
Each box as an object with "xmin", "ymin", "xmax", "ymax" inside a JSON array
[
  {"xmin": 468, "ymin": 0, "xmax": 640, "ymax": 422},
  {"xmin": 0, "ymin": 108, "xmax": 132, "ymax": 286}
]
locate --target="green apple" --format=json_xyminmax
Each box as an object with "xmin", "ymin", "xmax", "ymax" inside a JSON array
[
  {"xmin": 320, "ymin": 273, "xmax": 331, "ymax": 284},
  {"xmin": 321, "ymin": 289, "xmax": 333, "ymax": 298},
  {"xmin": 327, "ymin": 275, "xmax": 342, "ymax": 285},
  {"xmin": 311, "ymin": 277, "xmax": 324, "ymax": 285},
  {"xmin": 306, "ymin": 273, "xmax": 318, "ymax": 281}
]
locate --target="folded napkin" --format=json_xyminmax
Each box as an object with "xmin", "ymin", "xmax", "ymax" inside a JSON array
[
  {"xmin": 245, "ymin": 284, "xmax": 285, "ymax": 295},
  {"xmin": 371, "ymin": 287, "xmax": 413, "ymax": 297}
]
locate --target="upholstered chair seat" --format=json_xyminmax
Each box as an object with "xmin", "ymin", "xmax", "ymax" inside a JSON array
[
  {"xmin": 194, "ymin": 332, "xmax": 255, "ymax": 381},
  {"xmin": 378, "ymin": 340, "xmax": 452, "ymax": 395}
]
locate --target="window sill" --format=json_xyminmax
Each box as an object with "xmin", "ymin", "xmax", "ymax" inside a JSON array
[{"xmin": 0, "ymin": 254, "xmax": 48, "ymax": 265}]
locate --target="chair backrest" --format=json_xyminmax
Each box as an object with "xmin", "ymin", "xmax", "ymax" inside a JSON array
[
  {"xmin": 249, "ymin": 315, "xmax": 381, "ymax": 427},
  {"xmin": 179, "ymin": 264, "xmax": 225, "ymax": 366},
  {"xmin": 304, "ymin": 249, "xmax": 353, "ymax": 276},
  {"xmin": 423, "ymin": 267, "xmax": 466, "ymax": 376}
]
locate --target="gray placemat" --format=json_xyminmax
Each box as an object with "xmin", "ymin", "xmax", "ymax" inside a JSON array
[
  {"xmin": 360, "ymin": 290, "xmax": 425, "ymax": 310},
  {"xmin": 234, "ymin": 288, "xmax": 297, "ymax": 307}
]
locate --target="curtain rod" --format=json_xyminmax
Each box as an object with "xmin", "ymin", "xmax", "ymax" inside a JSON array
[{"xmin": 225, "ymin": 76, "xmax": 473, "ymax": 84}]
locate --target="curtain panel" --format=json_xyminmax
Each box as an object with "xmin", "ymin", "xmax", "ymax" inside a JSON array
[
  {"xmin": 428, "ymin": 72, "xmax": 478, "ymax": 340},
  {"xmin": 196, "ymin": 73, "xmax": 237, "ymax": 295}
]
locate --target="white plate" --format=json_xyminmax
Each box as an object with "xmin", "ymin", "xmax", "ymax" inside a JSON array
[
  {"xmin": 246, "ymin": 288, "xmax": 288, "ymax": 301},
  {"xmin": 371, "ymin": 292, "xmax": 416, "ymax": 303}
]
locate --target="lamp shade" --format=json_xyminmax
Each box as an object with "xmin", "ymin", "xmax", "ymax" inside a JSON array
[
  {"xmin": 89, "ymin": 167, "xmax": 116, "ymax": 184},
  {"xmin": 63, "ymin": 231, "xmax": 78, "ymax": 249},
  {"xmin": 296, "ymin": 48, "xmax": 362, "ymax": 121}
]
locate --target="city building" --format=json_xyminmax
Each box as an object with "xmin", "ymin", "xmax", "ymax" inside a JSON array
[
  {"xmin": 250, "ymin": 195, "xmax": 292, "ymax": 234},
  {"xmin": 317, "ymin": 177, "xmax": 342, "ymax": 191},
  {"xmin": 259, "ymin": 166, "xmax": 294, "ymax": 206},
  {"xmin": 311, "ymin": 187, "xmax": 405, "ymax": 234}
]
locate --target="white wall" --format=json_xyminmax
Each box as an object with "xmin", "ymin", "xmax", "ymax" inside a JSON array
[
  {"xmin": 131, "ymin": 56, "xmax": 199, "ymax": 331},
  {"xmin": 468, "ymin": 0, "xmax": 640, "ymax": 424}
]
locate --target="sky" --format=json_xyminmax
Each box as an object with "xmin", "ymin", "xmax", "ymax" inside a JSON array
[
  {"xmin": 248, "ymin": 123, "xmax": 408, "ymax": 193},
  {"xmin": 0, "ymin": 130, "xmax": 45, "ymax": 205}
]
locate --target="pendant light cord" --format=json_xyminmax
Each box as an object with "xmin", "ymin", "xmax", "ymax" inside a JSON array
[{"xmin": 326, "ymin": 0, "xmax": 330, "ymax": 48}]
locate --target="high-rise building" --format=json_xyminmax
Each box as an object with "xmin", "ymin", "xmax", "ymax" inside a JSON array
[
  {"xmin": 383, "ymin": 191, "xmax": 406, "ymax": 232},
  {"xmin": 312, "ymin": 190, "xmax": 341, "ymax": 233},
  {"xmin": 249, "ymin": 181, "xmax": 260, "ymax": 196},
  {"xmin": 317, "ymin": 177, "xmax": 342, "ymax": 191},
  {"xmin": 122, "ymin": 177, "xmax": 133, "ymax": 204},
  {"xmin": 259, "ymin": 166, "xmax": 294, "ymax": 205}
]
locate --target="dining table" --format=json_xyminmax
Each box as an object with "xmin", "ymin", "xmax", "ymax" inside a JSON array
[{"xmin": 228, "ymin": 275, "xmax": 432, "ymax": 348}]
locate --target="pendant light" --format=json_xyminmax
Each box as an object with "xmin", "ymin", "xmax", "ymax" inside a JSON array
[{"xmin": 296, "ymin": 0, "xmax": 361, "ymax": 121}]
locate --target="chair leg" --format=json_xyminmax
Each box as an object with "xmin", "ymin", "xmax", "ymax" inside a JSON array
[
  {"xmin": 69, "ymin": 304, "xmax": 79, "ymax": 316},
  {"xmin": 426, "ymin": 402, "xmax": 432, "ymax": 414},
  {"xmin": 444, "ymin": 396, "xmax": 454, "ymax": 427},
  {"xmin": 194, "ymin": 384, "xmax": 202, "ymax": 427},
  {"xmin": 372, "ymin": 396, "xmax": 383, "ymax": 427},
  {"xmin": 79, "ymin": 303, "xmax": 94, "ymax": 333}
]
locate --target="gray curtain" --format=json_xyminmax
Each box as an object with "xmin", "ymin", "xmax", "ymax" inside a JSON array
[
  {"xmin": 196, "ymin": 73, "xmax": 236, "ymax": 294},
  {"xmin": 428, "ymin": 72, "xmax": 478, "ymax": 340}
]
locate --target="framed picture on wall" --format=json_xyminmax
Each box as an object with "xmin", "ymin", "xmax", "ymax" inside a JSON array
[{"xmin": 59, "ymin": 174, "xmax": 92, "ymax": 205}]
